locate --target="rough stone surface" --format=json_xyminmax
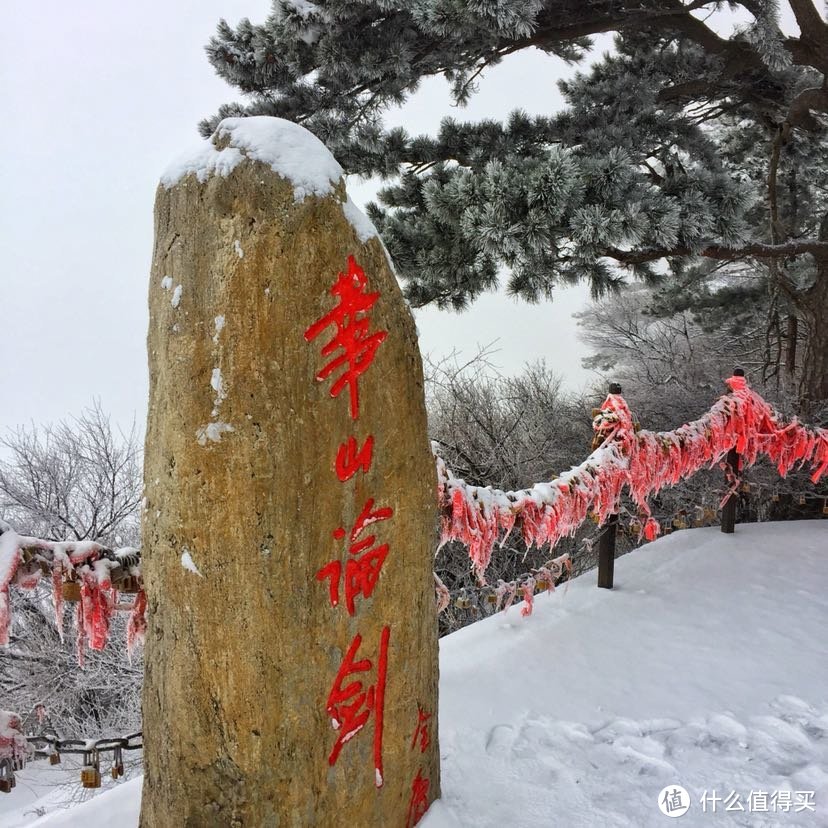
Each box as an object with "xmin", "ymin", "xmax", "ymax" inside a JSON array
[{"xmin": 141, "ymin": 123, "xmax": 439, "ymax": 827}]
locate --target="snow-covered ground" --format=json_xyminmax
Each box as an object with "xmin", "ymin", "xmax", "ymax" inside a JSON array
[{"xmin": 2, "ymin": 521, "xmax": 826, "ymax": 827}]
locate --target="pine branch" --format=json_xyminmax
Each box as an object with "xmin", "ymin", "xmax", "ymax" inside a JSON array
[{"xmin": 605, "ymin": 240, "xmax": 828, "ymax": 264}]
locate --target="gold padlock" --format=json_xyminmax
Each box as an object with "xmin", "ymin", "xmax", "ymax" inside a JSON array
[
  {"xmin": 486, "ymin": 593, "xmax": 498, "ymax": 604},
  {"xmin": 535, "ymin": 579, "xmax": 549, "ymax": 591},
  {"xmin": 117, "ymin": 575, "xmax": 142, "ymax": 594},
  {"xmin": 81, "ymin": 766, "xmax": 102, "ymax": 788},
  {"xmin": 111, "ymin": 746, "xmax": 124, "ymax": 779},
  {"xmin": 49, "ymin": 751, "xmax": 61, "ymax": 766},
  {"xmin": 455, "ymin": 596, "xmax": 471, "ymax": 609},
  {"xmin": 62, "ymin": 580, "xmax": 82, "ymax": 602}
]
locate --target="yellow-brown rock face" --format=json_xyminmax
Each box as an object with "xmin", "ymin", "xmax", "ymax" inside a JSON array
[{"xmin": 140, "ymin": 117, "xmax": 439, "ymax": 827}]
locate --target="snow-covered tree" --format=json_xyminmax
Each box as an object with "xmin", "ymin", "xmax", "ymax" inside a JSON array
[
  {"xmin": 0, "ymin": 403, "xmax": 142, "ymax": 547},
  {"xmin": 202, "ymin": 0, "xmax": 828, "ymax": 406},
  {"xmin": 0, "ymin": 405, "xmax": 143, "ymax": 737}
]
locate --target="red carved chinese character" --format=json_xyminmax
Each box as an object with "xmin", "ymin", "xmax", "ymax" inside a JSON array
[
  {"xmin": 334, "ymin": 498, "xmax": 394, "ymax": 550},
  {"xmin": 317, "ymin": 498, "xmax": 394, "ymax": 614},
  {"xmin": 335, "ymin": 435, "xmax": 374, "ymax": 482},
  {"xmin": 406, "ymin": 770, "xmax": 430, "ymax": 827},
  {"xmin": 304, "ymin": 256, "xmax": 388, "ymax": 420},
  {"xmin": 410, "ymin": 706, "xmax": 432, "ymax": 754},
  {"xmin": 326, "ymin": 626, "xmax": 389, "ymax": 787}
]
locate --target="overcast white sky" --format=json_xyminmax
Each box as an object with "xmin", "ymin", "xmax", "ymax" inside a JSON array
[{"xmin": 2, "ymin": 2, "xmax": 798, "ymax": 435}]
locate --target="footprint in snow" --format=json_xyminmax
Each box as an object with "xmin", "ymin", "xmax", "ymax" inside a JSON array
[{"xmin": 485, "ymin": 724, "xmax": 514, "ymax": 754}]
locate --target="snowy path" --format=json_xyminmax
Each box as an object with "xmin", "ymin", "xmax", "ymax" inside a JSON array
[
  {"xmin": 2, "ymin": 521, "xmax": 826, "ymax": 826},
  {"xmin": 428, "ymin": 521, "xmax": 828, "ymax": 827}
]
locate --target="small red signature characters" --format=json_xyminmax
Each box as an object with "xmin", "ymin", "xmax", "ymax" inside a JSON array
[
  {"xmin": 410, "ymin": 706, "xmax": 432, "ymax": 754},
  {"xmin": 326, "ymin": 627, "xmax": 390, "ymax": 787},
  {"xmin": 304, "ymin": 256, "xmax": 388, "ymax": 420},
  {"xmin": 317, "ymin": 498, "xmax": 394, "ymax": 615},
  {"xmin": 406, "ymin": 770, "xmax": 431, "ymax": 827}
]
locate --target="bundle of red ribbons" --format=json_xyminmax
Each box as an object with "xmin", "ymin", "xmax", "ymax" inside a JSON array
[{"xmin": 437, "ymin": 375, "xmax": 828, "ymax": 582}]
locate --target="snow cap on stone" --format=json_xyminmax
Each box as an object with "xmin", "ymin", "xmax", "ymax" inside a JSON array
[{"xmin": 161, "ymin": 116, "xmax": 344, "ymax": 202}]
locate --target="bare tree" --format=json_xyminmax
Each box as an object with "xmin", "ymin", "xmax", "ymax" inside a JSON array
[
  {"xmin": 0, "ymin": 402, "xmax": 142, "ymax": 546},
  {"xmin": 0, "ymin": 404, "xmax": 143, "ymax": 742},
  {"xmin": 426, "ymin": 351, "xmax": 610, "ymax": 634},
  {"xmin": 426, "ymin": 348, "xmax": 592, "ymax": 490}
]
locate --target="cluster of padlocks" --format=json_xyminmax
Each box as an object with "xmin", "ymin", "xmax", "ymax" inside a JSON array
[
  {"xmin": 0, "ymin": 731, "xmax": 142, "ymax": 793},
  {"xmin": 75, "ymin": 745, "xmax": 125, "ymax": 788}
]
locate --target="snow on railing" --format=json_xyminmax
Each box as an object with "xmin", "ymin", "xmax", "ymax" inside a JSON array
[
  {"xmin": 436, "ymin": 374, "xmax": 828, "ymax": 584},
  {"xmin": 0, "ymin": 706, "xmax": 142, "ymax": 792}
]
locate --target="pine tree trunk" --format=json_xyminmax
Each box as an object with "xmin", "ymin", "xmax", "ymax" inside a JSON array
[
  {"xmin": 798, "ymin": 212, "xmax": 828, "ymax": 409},
  {"xmin": 785, "ymin": 314, "xmax": 798, "ymax": 379},
  {"xmin": 799, "ymin": 270, "xmax": 828, "ymax": 408}
]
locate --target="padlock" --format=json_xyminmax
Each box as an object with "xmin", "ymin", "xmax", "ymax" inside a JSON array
[
  {"xmin": 823, "ymin": 503, "xmax": 828, "ymax": 516},
  {"xmin": 771, "ymin": 492, "xmax": 780, "ymax": 502},
  {"xmin": 81, "ymin": 751, "xmax": 102, "ymax": 788},
  {"xmin": 62, "ymin": 580, "xmax": 82, "ymax": 602},
  {"xmin": 799, "ymin": 494, "xmax": 807, "ymax": 506},
  {"xmin": 49, "ymin": 751, "xmax": 61, "ymax": 765},
  {"xmin": 740, "ymin": 481, "xmax": 751, "ymax": 493},
  {"xmin": 81, "ymin": 766, "xmax": 102, "ymax": 788},
  {"xmin": 535, "ymin": 579, "xmax": 549, "ymax": 591},
  {"xmin": 455, "ymin": 596, "xmax": 471, "ymax": 609},
  {"xmin": 0, "ymin": 762, "xmax": 14, "ymax": 794},
  {"xmin": 111, "ymin": 746, "xmax": 124, "ymax": 779},
  {"xmin": 591, "ymin": 408, "xmax": 602, "ymax": 418},
  {"xmin": 118, "ymin": 575, "xmax": 142, "ymax": 594},
  {"xmin": 486, "ymin": 593, "xmax": 498, "ymax": 604}
]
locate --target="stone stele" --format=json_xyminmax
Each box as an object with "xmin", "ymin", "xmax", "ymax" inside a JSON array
[{"xmin": 140, "ymin": 117, "xmax": 439, "ymax": 827}]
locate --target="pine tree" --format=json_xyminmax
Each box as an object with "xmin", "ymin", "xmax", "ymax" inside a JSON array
[{"xmin": 203, "ymin": 0, "xmax": 828, "ymax": 407}]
